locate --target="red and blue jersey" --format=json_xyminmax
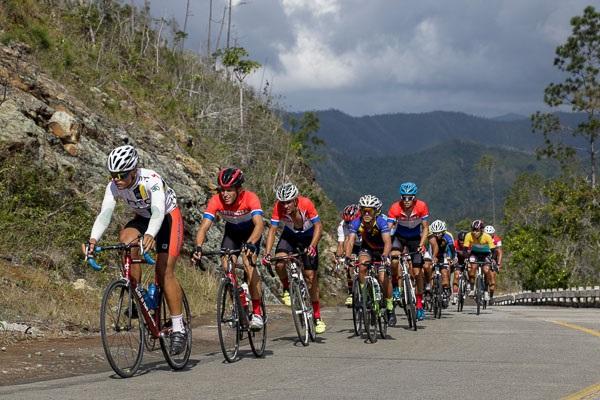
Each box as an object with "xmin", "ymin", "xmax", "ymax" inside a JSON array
[
  {"xmin": 203, "ymin": 190, "xmax": 263, "ymax": 231},
  {"xmin": 271, "ymin": 196, "xmax": 320, "ymax": 237},
  {"xmin": 387, "ymin": 199, "xmax": 429, "ymax": 239},
  {"xmin": 349, "ymin": 215, "xmax": 390, "ymax": 250}
]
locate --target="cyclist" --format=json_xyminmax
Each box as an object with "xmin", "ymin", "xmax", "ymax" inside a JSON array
[
  {"xmin": 484, "ymin": 225, "xmax": 503, "ymax": 304},
  {"xmin": 191, "ymin": 167, "xmax": 265, "ymax": 331},
  {"xmin": 344, "ymin": 195, "xmax": 394, "ymax": 326},
  {"xmin": 428, "ymin": 219, "xmax": 455, "ymax": 307},
  {"xmin": 464, "ymin": 219, "xmax": 495, "ymax": 302},
  {"xmin": 261, "ymin": 183, "xmax": 326, "ymax": 334},
  {"xmin": 336, "ymin": 204, "xmax": 361, "ymax": 306},
  {"xmin": 452, "ymin": 231, "xmax": 469, "ymax": 305},
  {"xmin": 387, "ymin": 182, "xmax": 431, "ymax": 321},
  {"xmin": 84, "ymin": 145, "xmax": 186, "ymax": 355}
]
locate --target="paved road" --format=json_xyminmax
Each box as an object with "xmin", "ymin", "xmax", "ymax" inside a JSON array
[{"xmin": 2, "ymin": 305, "xmax": 600, "ymax": 400}]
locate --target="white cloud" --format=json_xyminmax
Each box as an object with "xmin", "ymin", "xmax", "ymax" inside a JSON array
[{"xmin": 281, "ymin": 0, "xmax": 340, "ymax": 17}]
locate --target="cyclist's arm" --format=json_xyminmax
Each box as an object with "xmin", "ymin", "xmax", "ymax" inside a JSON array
[
  {"xmin": 310, "ymin": 220, "xmax": 323, "ymax": 248},
  {"xmin": 146, "ymin": 185, "xmax": 166, "ymax": 238},
  {"xmin": 496, "ymin": 246, "xmax": 503, "ymax": 267},
  {"xmin": 264, "ymin": 224, "xmax": 279, "ymax": 255},
  {"xmin": 90, "ymin": 184, "xmax": 117, "ymax": 242},
  {"xmin": 428, "ymin": 235, "xmax": 439, "ymax": 260},
  {"xmin": 419, "ymin": 220, "xmax": 429, "ymax": 248},
  {"xmin": 344, "ymin": 233, "xmax": 357, "ymax": 258},
  {"xmin": 247, "ymin": 214, "xmax": 264, "ymax": 245},
  {"xmin": 382, "ymin": 232, "xmax": 392, "ymax": 258},
  {"xmin": 195, "ymin": 218, "xmax": 214, "ymax": 247},
  {"xmin": 336, "ymin": 222, "xmax": 345, "ymax": 256}
]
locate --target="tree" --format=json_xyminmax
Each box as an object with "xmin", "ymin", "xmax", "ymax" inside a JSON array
[
  {"xmin": 532, "ymin": 6, "xmax": 600, "ymax": 188},
  {"xmin": 218, "ymin": 47, "xmax": 260, "ymax": 131},
  {"xmin": 288, "ymin": 112, "xmax": 324, "ymax": 162}
]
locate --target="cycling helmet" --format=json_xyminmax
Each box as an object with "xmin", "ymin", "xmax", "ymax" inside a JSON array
[
  {"xmin": 457, "ymin": 231, "xmax": 467, "ymax": 242},
  {"xmin": 484, "ymin": 225, "xmax": 495, "ymax": 235},
  {"xmin": 107, "ymin": 145, "xmax": 138, "ymax": 172},
  {"xmin": 358, "ymin": 194, "xmax": 382, "ymax": 212},
  {"xmin": 430, "ymin": 219, "xmax": 446, "ymax": 234},
  {"xmin": 276, "ymin": 182, "xmax": 299, "ymax": 202},
  {"xmin": 471, "ymin": 219, "xmax": 485, "ymax": 230},
  {"xmin": 342, "ymin": 204, "xmax": 360, "ymax": 222},
  {"xmin": 399, "ymin": 182, "xmax": 418, "ymax": 196},
  {"xmin": 218, "ymin": 167, "xmax": 244, "ymax": 189}
]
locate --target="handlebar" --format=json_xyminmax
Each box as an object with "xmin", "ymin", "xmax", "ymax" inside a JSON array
[{"xmin": 86, "ymin": 242, "xmax": 156, "ymax": 271}]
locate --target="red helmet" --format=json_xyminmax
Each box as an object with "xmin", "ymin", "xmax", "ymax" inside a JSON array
[
  {"xmin": 217, "ymin": 167, "xmax": 244, "ymax": 189},
  {"xmin": 342, "ymin": 204, "xmax": 360, "ymax": 222}
]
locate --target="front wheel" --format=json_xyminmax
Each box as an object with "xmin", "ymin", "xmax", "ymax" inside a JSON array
[
  {"xmin": 362, "ymin": 280, "xmax": 377, "ymax": 343},
  {"xmin": 475, "ymin": 275, "xmax": 484, "ymax": 316},
  {"xmin": 351, "ymin": 278, "xmax": 363, "ymax": 337},
  {"xmin": 290, "ymin": 280, "xmax": 309, "ymax": 346},
  {"xmin": 216, "ymin": 279, "xmax": 240, "ymax": 362},
  {"xmin": 404, "ymin": 274, "xmax": 417, "ymax": 331},
  {"xmin": 377, "ymin": 299, "xmax": 388, "ymax": 339},
  {"xmin": 159, "ymin": 288, "xmax": 192, "ymax": 370},
  {"xmin": 248, "ymin": 290, "xmax": 267, "ymax": 357},
  {"xmin": 100, "ymin": 279, "xmax": 144, "ymax": 378}
]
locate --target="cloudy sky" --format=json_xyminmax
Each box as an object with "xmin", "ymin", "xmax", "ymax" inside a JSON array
[{"xmin": 147, "ymin": 0, "xmax": 592, "ymax": 117}]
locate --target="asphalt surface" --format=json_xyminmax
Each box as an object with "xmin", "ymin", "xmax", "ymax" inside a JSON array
[{"xmin": 2, "ymin": 304, "xmax": 600, "ymax": 400}]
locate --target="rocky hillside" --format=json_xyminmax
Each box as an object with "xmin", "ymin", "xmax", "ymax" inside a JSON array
[{"xmin": 0, "ymin": 0, "xmax": 342, "ymax": 336}]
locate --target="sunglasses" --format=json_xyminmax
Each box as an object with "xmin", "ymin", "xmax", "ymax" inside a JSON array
[
  {"xmin": 401, "ymin": 195, "xmax": 415, "ymax": 202},
  {"xmin": 110, "ymin": 170, "xmax": 132, "ymax": 180},
  {"xmin": 280, "ymin": 200, "xmax": 295, "ymax": 206},
  {"xmin": 361, "ymin": 207, "xmax": 377, "ymax": 215}
]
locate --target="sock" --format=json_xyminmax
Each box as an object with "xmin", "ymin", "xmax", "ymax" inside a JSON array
[
  {"xmin": 386, "ymin": 298, "xmax": 394, "ymax": 311},
  {"xmin": 312, "ymin": 301, "xmax": 321, "ymax": 319},
  {"xmin": 416, "ymin": 294, "xmax": 423, "ymax": 309},
  {"xmin": 252, "ymin": 299, "xmax": 262, "ymax": 316},
  {"xmin": 171, "ymin": 314, "xmax": 185, "ymax": 333}
]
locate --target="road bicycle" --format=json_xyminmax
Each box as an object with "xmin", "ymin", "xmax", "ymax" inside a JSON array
[
  {"xmin": 397, "ymin": 252, "xmax": 418, "ymax": 331},
  {"xmin": 270, "ymin": 251, "xmax": 315, "ymax": 346},
  {"xmin": 456, "ymin": 262, "xmax": 469, "ymax": 312},
  {"xmin": 470, "ymin": 259, "xmax": 489, "ymax": 315},
  {"xmin": 203, "ymin": 249, "xmax": 267, "ymax": 362},
  {"xmin": 431, "ymin": 262, "xmax": 448, "ymax": 319},
  {"xmin": 352, "ymin": 260, "xmax": 388, "ymax": 343},
  {"xmin": 86, "ymin": 239, "xmax": 191, "ymax": 378}
]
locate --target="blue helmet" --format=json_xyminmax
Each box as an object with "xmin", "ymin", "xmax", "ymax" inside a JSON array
[{"xmin": 399, "ymin": 182, "xmax": 418, "ymax": 196}]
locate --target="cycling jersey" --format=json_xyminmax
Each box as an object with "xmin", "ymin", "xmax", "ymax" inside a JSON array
[
  {"xmin": 271, "ymin": 196, "xmax": 320, "ymax": 237},
  {"xmin": 464, "ymin": 232, "xmax": 495, "ymax": 254},
  {"xmin": 431, "ymin": 232, "xmax": 456, "ymax": 260},
  {"xmin": 203, "ymin": 190, "xmax": 263, "ymax": 231},
  {"xmin": 492, "ymin": 234, "xmax": 502, "ymax": 247},
  {"xmin": 91, "ymin": 168, "xmax": 177, "ymax": 240},
  {"xmin": 337, "ymin": 219, "xmax": 363, "ymax": 246},
  {"xmin": 387, "ymin": 200, "xmax": 429, "ymax": 238},
  {"xmin": 348, "ymin": 215, "xmax": 390, "ymax": 250}
]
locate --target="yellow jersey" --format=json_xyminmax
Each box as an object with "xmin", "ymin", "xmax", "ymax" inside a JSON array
[{"xmin": 464, "ymin": 232, "xmax": 495, "ymax": 254}]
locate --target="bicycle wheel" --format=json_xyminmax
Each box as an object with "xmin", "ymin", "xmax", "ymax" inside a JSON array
[
  {"xmin": 457, "ymin": 276, "xmax": 465, "ymax": 313},
  {"xmin": 248, "ymin": 291, "xmax": 267, "ymax": 357},
  {"xmin": 159, "ymin": 289, "xmax": 192, "ymax": 370},
  {"xmin": 290, "ymin": 280, "xmax": 309, "ymax": 346},
  {"xmin": 377, "ymin": 299, "xmax": 388, "ymax": 339},
  {"xmin": 303, "ymin": 280, "xmax": 316, "ymax": 342},
  {"xmin": 216, "ymin": 279, "xmax": 240, "ymax": 362},
  {"xmin": 351, "ymin": 278, "xmax": 363, "ymax": 336},
  {"xmin": 362, "ymin": 279, "xmax": 377, "ymax": 343},
  {"xmin": 434, "ymin": 277, "xmax": 442, "ymax": 319},
  {"xmin": 100, "ymin": 279, "xmax": 144, "ymax": 378},
  {"xmin": 404, "ymin": 275, "xmax": 417, "ymax": 331},
  {"xmin": 475, "ymin": 275, "xmax": 484, "ymax": 316}
]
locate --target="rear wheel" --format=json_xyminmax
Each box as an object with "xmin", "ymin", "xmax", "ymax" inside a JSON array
[
  {"xmin": 475, "ymin": 274, "xmax": 484, "ymax": 316},
  {"xmin": 248, "ymin": 291, "xmax": 267, "ymax": 357},
  {"xmin": 434, "ymin": 277, "xmax": 442, "ymax": 319},
  {"xmin": 377, "ymin": 299, "xmax": 388, "ymax": 339},
  {"xmin": 159, "ymin": 289, "xmax": 192, "ymax": 370},
  {"xmin": 100, "ymin": 279, "xmax": 144, "ymax": 378},
  {"xmin": 351, "ymin": 278, "xmax": 363, "ymax": 337},
  {"xmin": 404, "ymin": 274, "xmax": 417, "ymax": 331},
  {"xmin": 362, "ymin": 280, "xmax": 377, "ymax": 343},
  {"xmin": 216, "ymin": 279, "xmax": 240, "ymax": 362},
  {"xmin": 290, "ymin": 280, "xmax": 309, "ymax": 346}
]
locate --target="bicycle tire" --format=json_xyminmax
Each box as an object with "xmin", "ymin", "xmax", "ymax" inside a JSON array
[
  {"xmin": 290, "ymin": 280, "xmax": 309, "ymax": 346},
  {"xmin": 216, "ymin": 279, "xmax": 240, "ymax": 362},
  {"xmin": 362, "ymin": 279, "xmax": 377, "ymax": 343},
  {"xmin": 351, "ymin": 277, "xmax": 363, "ymax": 336},
  {"xmin": 248, "ymin": 291, "xmax": 267, "ymax": 357},
  {"xmin": 159, "ymin": 289, "xmax": 192, "ymax": 370},
  {"xmin": 475, "ymin": 275, "xmax": 484, "ymax": 316},
  {"xmin": 303, "ymin": 280, "xmax": 316, "ymax": 342},
  {"xmin": 434, "ymin": 276, "xmax": 442, "ymax": 319},
  {"xmin": 378, "ymin": 298, "xmax": 388, "ymax": 339},
  {"xmin": 403, "ymin": 274, "xmax": 417, "ymax": 330},
  {"xmin": 457, "ymin": 276, "xmax": 465, "ymax": 313},
  {"xmin": 100, "ymin": 279, "xmax": 144, "ymax": 378}
]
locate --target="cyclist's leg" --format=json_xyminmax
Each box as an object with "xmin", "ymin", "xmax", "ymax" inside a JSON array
[
  {"xmin": 390, "ymin": 244, "xmax": 401, "ymax": 299},
  {"xmin": 274, "ymin": 232, "xmax": 294, "ymax": 299},
  {"xmin": 357, "ymin": 251, "xmax": 371, "ymax": 285},
  {"xmin": 120, "ymin": 217, "xmax": 147, "ymax": 284},
  {"xmin": 155, "ymin": 209, "xmax": 184, "ymax": 316},
  {"xmin": 242, "ymin": 237, "xmax": 263, "ymax": 316}
]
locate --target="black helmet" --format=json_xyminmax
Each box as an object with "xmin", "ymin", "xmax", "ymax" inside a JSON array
[{"xmin": 217, "ymin": 167, "xmax": 244, "ymax": 189}]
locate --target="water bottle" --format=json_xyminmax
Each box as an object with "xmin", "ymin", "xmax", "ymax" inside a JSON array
[
  {"xmin": 373, "ymin": 280, "xmax": 382, "ymax": 301},
  {"xmin": 240, "ymin": 283, "xmax": 249, "ymax": 309},
  {"xmin": 146, "ymin": 283, "xmax": 157, "ymax": 310}
]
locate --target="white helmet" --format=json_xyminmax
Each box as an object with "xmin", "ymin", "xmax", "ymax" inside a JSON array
[
  {"xmin": 358, "ymin": 194, "xmax": 382, "ymax": 211},
  {"xmin": 276, "ymin": 182, "xmax": 299, "ymax": 202},
  {"xmin": 107, "ymin": 145, "xmax": 138, "ymax": 173},
  {"xmin": 430, "ymin": 219, "xmax": 446, "ymax": 234},
  {"xmin": 484, "ymin": 225, "xmax": 495, "ymax": 235}
]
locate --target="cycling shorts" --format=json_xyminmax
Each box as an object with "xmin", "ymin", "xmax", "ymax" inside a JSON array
[
  {"xmin": 391, "ymin": 236, "xmax": 431, "ymax": 267},
  {"xmin": 125, "ymin": 207, "xmax": 183, "ymax": 257},
  {"xmin": 276, "ymin": 231, "xmax": 318, "ymax": 271},
  {"xmin": 469, "ymin": 253, "xmax": 492, "ymax": 264},
  {"xmin": 221, "ymin": 223, "xmax": 262, "ymax": 254}
]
